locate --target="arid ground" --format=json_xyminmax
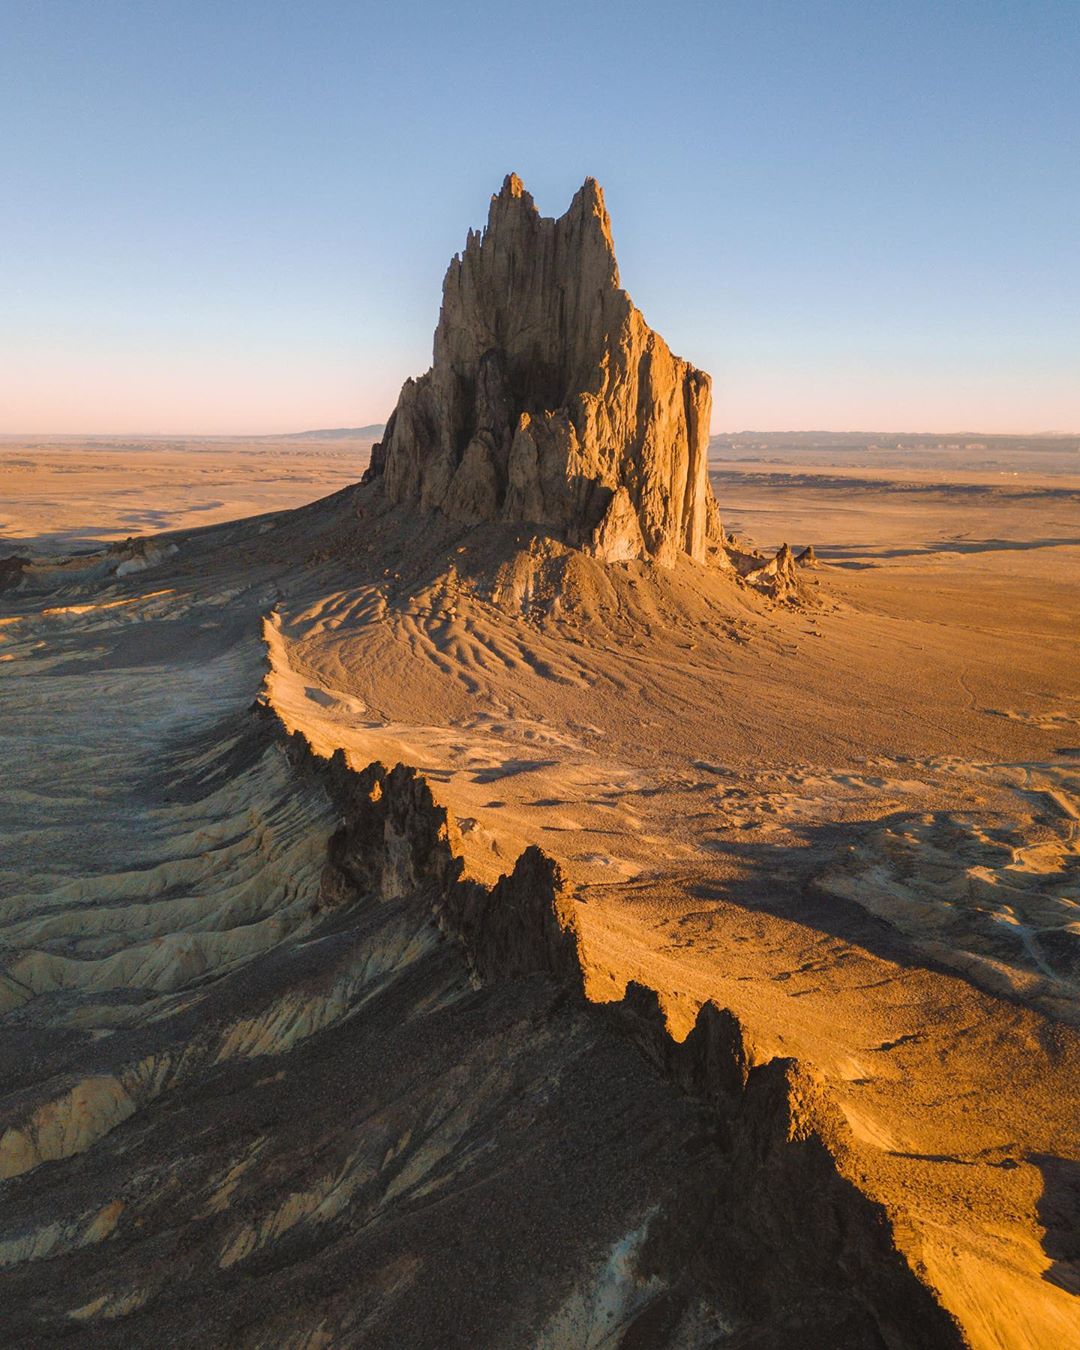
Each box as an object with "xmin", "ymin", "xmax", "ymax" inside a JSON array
[
  {"xmin": 0, "ymin": 433, "xmax": 379, "ymax": 554},
  {"xmin": 1, "ymin": 433, "xmax": 1078, "ymax": 1347}
]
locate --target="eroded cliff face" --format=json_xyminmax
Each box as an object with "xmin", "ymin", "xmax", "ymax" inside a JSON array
[
  {"xmin": 0, "ymin": 514, "xmax": 1044, "ymax": 1347},
  {"xmin": 287, "ymin": 727, "xmax": 965, "ymax": 1348},
  {"xmin": 364, "ymin": 174, "xmax": 722, "ymax": 566}
]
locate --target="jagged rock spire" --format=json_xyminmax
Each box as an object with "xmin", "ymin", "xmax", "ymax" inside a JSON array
[{"xmin": 365, "ymin": 174, "xmax": 722, "ymax": 565}]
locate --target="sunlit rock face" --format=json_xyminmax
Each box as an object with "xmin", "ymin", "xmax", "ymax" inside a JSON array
[{"xmin": 366, "ymin": 174, "xmax": 722, "ymax": 566}]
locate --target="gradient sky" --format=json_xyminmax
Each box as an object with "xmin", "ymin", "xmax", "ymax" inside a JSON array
[{"xmin": 2, "ymin": 0, "xmax": 1077, "ymax": 434}]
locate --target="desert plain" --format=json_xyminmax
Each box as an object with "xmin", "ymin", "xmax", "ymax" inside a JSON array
[
  {"xmin": 2, "ymin": 425, "xmax": 1078, "ymax": 1347},
  {"xmin": 1, "ymin": 180, "xmax": 1078, "ymax": 1349}
]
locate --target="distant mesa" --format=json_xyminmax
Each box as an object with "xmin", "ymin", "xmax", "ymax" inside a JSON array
[
  {"xmin": 282, "ymin": 425, "xmax": 385, "ymax": 440},
  {"xmin": 362, "ymin": 174, "xmax": 724, "ymax": 567}
]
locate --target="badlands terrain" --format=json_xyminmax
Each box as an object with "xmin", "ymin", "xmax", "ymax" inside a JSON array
[{"xmin": 1, "ymin": 179, "xmax": 1078, "ymax": 1348}]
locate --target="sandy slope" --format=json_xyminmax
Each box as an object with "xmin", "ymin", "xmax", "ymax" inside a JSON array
[
  {"xmin": 264, "ymin": 469, "xmax": 1080, "ymax": 1346},
  {"xmin": 1, "ymin": 448, "xmax": 1078, "ymax": 1346}
]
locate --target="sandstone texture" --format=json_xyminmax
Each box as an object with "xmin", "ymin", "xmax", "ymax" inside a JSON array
[{"xmin": 364, "ymin": 174, "xmax": 722, "ymax": 566}]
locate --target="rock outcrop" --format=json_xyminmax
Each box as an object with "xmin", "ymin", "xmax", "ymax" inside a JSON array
[
  {"xmin": 284, "ymin": 719, "xmax": 964, "ymax": 1347},
  {"xmin": 730, "ymin": 540, "xmax": 801, "ymax": 600},
  {"xmin": 364, "ymin": 174, "xmax": 722, "ymax": 566},
  {"xmin": 0, "ymin": 556, "xmax": 29, "ymax": 593}
]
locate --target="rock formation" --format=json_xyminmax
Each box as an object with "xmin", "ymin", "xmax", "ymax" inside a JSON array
[
  {"xmin": 364, "ymin": 174, "xmax": 722, "ymax": 566},
  {"xmin": 728, "ymin": 540, "xmax": 801, "ymax": 600},
  {"xmin": 0, "ymin": 555, "xmax": 29, "ymax": 593}
]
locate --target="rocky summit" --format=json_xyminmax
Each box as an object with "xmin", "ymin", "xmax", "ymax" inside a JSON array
[{"xmin": 364, "ymin": 174, "xmax": 723, "ymax": 566}]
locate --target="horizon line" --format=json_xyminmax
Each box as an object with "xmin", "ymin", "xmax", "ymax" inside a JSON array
[{"xmin": 1, "ymin": 427, "xmax": 1077, "ymax": 441}]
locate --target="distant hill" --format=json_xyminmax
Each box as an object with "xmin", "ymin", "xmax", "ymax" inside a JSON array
[
  {"xmin": 280, "ymin": 425, "xmax": 385, "ymax": 441},
  {"xmin": 712, "ymin": 431, "xmax": 1078, "ymax": 447},
  {"xmin": 707, "ymin": 429, "xmax": 1079, "ymax": 476}
]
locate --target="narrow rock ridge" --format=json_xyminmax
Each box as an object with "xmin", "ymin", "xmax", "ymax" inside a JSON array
[
  {"xmin": 363, "ymin": 174, "xmax": 724, "ymax": 567},
  {"xmin": 274, "ymin": 711, "xmax": 964, "ymax": 1345},
  {"xmin": 309, "ymin": 746, "xmax": 583, "ymax": 992}
]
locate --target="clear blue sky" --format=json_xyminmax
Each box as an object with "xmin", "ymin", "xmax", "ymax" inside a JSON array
[{"xmin": 2, "ymin": 0, "xmax": 1077, "ymax": 433}]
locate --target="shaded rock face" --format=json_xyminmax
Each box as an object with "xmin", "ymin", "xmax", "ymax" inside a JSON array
[
  {"xmin": 365, "ymin": 174, "xmax": 721, "ymax": 566},
  {"xmin": 0, "ymin": 556, "xmax": 30, "ymax": 593}
]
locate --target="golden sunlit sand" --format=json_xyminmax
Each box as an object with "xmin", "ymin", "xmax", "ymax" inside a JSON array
[
  {"xmin": 0, "ymin": 433, "xmax": 378, "ymax": 553},
  {"xmin": 2, "ymin": 178, "xmax": 1077, "ymax": 1348},
  {"xmin": 4, "ymin": 433, "xmax": 1077, "ymax": 1347}
]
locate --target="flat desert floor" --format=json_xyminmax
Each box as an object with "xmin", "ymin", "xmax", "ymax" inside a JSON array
[
  {"xmin": 1, "ymin": 435, "xmax": 1078, "ymax": 1347},
  {"xmin": 0, "ymin": 434, "xmax": 377, "ymax": 553}
]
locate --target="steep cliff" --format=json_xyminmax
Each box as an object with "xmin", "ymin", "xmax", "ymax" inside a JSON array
[
  {"xmin": 364, "ymin": 174, "xmax": 723, "ymax": 566},
  {"xmin": 285, "ymin": 723, "xmax": 966, "ymax": 1348}
]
